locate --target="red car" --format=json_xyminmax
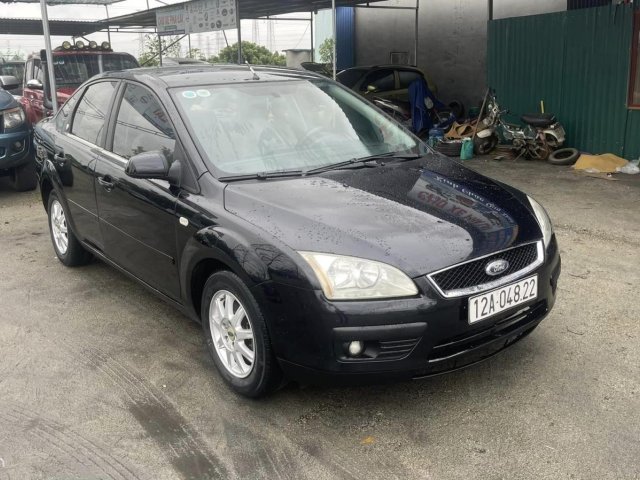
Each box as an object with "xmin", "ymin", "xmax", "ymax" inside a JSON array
[{"xmin": 20, "ymin": 41, "xmax": 138, "ymax": 125}]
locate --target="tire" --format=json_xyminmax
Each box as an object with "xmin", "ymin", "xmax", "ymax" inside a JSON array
[
  {"xmin": 473, "ymin": 134, "xmax": 498, "ymax": 155},
  {"xmin": 11, "ymin": 161, "xmax": 37, "ymax": 192},
  {"xmin": 201, "ymin": 271, "xmax": 283, "ymax": 398},
  {"xmin": 548, "ymin": 147, "xmax": 580, "ymax": 166},
  {"xmin": 47, "ymin": 191, "xmax": 92, "ymax": 267},
  {"xmin": 434, "ymin": 141, "xmax": 463, "ymax": 157}
]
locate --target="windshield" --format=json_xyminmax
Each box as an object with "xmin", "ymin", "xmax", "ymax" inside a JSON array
[
  {"xmin": 53, "ymin": 54, "xmax": 138, "ymax": 88},
  {"xmin": 174, "ymin": 79, "xmax": 421, "ymax": 176},
  {"xmin": 0, "ymin": 63, "xmax": 24, "ymax": 83}
]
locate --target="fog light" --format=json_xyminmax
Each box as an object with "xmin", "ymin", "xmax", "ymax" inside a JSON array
[
  {"xmin": 348, "ymin": 341, "xmax": 364, "ymax": 357},
  {"xmin": 13, "ymin": 140, "xmax": 24, "ymax": 151}
]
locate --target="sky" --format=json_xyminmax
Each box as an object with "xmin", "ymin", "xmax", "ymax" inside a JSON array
[{"xmin": 0, "ymin": 0, "xmax": 313, "ymax": 60}]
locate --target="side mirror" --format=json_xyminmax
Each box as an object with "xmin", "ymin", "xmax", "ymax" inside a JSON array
[
  {"xmin": 0, "ymin": 75, "xmax": 20, "ymax": 91},
  {"xmin": 125, "ymin": 151, "xmax": 170, "ymax": 179},
  {"xmin": 26, "ymin": 79, "xmax": 44, "ymax": 90}
]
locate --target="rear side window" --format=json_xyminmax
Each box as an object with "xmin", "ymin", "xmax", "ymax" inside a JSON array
[
  {"xmin": 398, "ymin": 70, "xmax": 423, "ymax": 89},
  {"xmin": 362, "ymin": 69, "xmax": 395, "ymax": 92},
  {"xmin": 71, "ymin": 81, "xmax": 117, "ymax": 145},
  {"xmin": 55, "ymin": 88, "xmax": 82, "ymax": 133},
  {"xmin": 112, "ymin": 83, "xmax": 176, "ymax": 161}
]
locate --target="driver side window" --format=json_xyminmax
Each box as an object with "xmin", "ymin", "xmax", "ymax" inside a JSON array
[{"xmin": 112, "ymin": 83, "xmax": 176, "ymax": 162}]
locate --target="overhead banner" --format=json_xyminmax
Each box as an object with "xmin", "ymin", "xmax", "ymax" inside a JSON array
[{"xmin": 156, "ymin": 0, "xmax": 237, "ymax": 36}]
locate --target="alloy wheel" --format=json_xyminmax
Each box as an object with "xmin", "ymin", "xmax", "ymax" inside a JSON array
[
  {"xmin": 50, "ymin": 200, "xmax": 69, "ymax": 255},
  {"xmin": 209, "ymin": 290, "xmax": 256, "ymax": 379}
]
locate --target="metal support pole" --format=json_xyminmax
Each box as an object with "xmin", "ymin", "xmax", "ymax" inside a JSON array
[
  {"xmin": 488, "ymin": 0, "xmax": 494, "ymax": 21},
  {"xmin": 39, "ymin": 0, "xmax": 58, "ymax": 114},
  {"xmin": 105, "ymin": 5, "xmax": 111, "ymax": 45},
  {"xmin": 414, "ymin": 0, "xmax": 419, "ymax": 66},
  {"xmin": 236, "ymin": 1, "xmax": 242, "ymax": 64},
  {"xmin": 158, "ymin": 35, "xmax": 163, "ymax": 66},
  {"xmin": 310, "ymin": 11, "xmax": 314, "ymax": 62},
  {"xmin": 188, "ymin": 34, "xmax": 192, "ymax": 57},
  {"xmin": 332, "ymin": 0, "xmax": 337, "ymax": 79}
]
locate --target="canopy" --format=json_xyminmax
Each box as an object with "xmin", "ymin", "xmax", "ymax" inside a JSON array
[
  {"xmin": 0, "ymin": 0, "xmax": 123, "ymax": 4},
  {"xmin": 0, "ymin": 17, "xmax": 103, "ymax": 35}
]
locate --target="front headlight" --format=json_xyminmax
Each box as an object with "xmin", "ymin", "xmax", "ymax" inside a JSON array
[
  {"xmin": 299, "ymin": 252, "xmax": 418, "ymax": 300},
  {"xmin": 528, "ymin": 195, "xmax": 553, "ymax": 248},
  {"xmin": 3, "ymin": 107, "xmax": 25, "ymax": 130}
]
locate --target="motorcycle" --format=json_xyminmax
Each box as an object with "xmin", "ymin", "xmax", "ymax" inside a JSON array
[{"xmin": 475, "ymin": 92, "xmax": 566, "ymax": 160}]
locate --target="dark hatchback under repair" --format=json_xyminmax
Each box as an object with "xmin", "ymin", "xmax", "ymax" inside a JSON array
[{"xmin": 34, "ymin": 66, "xmax": 560, "ymax": 397}]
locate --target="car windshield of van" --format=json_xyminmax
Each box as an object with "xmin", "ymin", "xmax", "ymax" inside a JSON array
[
  {"xmin": 174, "ymin": 79, "xmax": 422, "ymax": 176},
  {"xmin": 53, "ymin": 54, "xmax": 138, "ymax": 88}
]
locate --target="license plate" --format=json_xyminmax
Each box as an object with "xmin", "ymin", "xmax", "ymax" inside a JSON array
[{"xmin": 468, "ymin": 275, "xmax": 538, "ymax": 324}]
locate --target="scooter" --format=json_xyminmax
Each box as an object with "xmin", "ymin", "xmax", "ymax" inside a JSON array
[{"xmin": 475, "ymin": 92, "xmax": 566, "ymax": 160}]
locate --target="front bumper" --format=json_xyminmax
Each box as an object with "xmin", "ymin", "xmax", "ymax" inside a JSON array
[
  {"xmin": 254, "ymin": 237, "xmax": 561, "ymax": 385},
  {"xmin": 0, "ymin": 129, "xmax": 31, "ymax": 171}
]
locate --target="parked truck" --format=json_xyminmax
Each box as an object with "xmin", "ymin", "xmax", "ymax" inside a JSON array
[
  {"xmin": 20, "ymin": 40, "xmax": 139, "ymax": 125},
  {"xmin": 0, "ymin": 75, "xmax": 35, "ymax": 190}
]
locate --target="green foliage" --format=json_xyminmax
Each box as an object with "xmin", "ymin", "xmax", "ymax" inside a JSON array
[
  {"xmin": 138, "ymin": 34, "xmax": 182, "ymax": 67},
  {"xmin": 187, "ymin": 48, "xmax": 206, "ymax": 61},
  {"xmin": 318, "ymin": 38, "xmax": 334, "ymax": 64},
  {"xmin": 209, "ymin": 42, "xmax": 285, "ymax": 66}
]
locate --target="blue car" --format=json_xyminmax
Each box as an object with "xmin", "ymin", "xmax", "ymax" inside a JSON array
[{"xmin": 0, "ymin": 75, "xmax": 36, "ymax": 191}]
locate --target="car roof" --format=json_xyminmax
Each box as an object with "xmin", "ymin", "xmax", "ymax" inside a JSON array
[{"xmin": 97, "ymin": 65, "xmax": 322, "ymax": 89}]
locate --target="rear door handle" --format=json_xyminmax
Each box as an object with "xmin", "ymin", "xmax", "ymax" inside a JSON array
[{"xmin": 98, "ymin": 176, "xmax": 115, "ymax": 192}]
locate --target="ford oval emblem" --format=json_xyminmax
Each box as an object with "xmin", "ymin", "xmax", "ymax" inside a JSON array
[{"xmin": 485, "ymin": 259, "xmax": 509, "ymax": 276}]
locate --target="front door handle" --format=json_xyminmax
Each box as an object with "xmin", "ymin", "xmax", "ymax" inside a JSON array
[{"xmin": 98, "ymin": 176, "xmax": 115, "ymax": 192}]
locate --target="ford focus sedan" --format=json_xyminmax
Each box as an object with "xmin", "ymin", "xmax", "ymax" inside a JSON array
[{"xmin": 34, "ymin": 66, "xmax": 561, "ymax": 397}]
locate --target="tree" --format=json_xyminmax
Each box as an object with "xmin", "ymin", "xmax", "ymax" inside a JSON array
[
  {"xmin": 138, "ymin": 34, "xmax": 182, "ymax": 67},
  {"xmin": 209, "ymin": 42, "xmax": 285, "ymax": 66},
  {"xmin": 318, "ymin": 38, "xmax": 334, "ymax": 64},
  {"xmin": 187, "ymin": 48, "xmax": 206, "ymax": 61}
]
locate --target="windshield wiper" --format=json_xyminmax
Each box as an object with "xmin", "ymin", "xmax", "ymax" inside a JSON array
[
  {"xmin": 304, "ymin": 152, "xmax": 422, "ymax": 175},
  {"xmin": 219, "ymin": 170, "xmax": 304, "ymax": 182}
]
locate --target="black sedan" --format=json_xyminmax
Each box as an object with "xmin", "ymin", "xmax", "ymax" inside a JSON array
[{"xmin": 34, "ymin": 66, "xmax": 561, "ymax": 397}]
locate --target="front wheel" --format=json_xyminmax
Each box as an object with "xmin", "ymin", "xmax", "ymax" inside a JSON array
[{"xmin": 202, "ymin": 271, "xmax": 283, "ymax": 398}]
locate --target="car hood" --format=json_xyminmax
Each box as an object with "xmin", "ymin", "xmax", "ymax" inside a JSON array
[{"xmin": 224, "ymin": 157, "xmax": 542, "ymax": 277}]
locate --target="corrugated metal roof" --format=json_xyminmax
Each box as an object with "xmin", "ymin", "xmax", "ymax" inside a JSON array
[
  {"xmin": 0, "ymin": 17, "xmax": 103, "ymax": 35},
  {"xmin": 488, "ymin": 4, "xmax": 640, "ymax": 158},
  {"xmin": 0, "ymin": 0, "xmax": 123, "ymax": 4},
  {"xmin": 103, "ymin": 0, "xmax": 389, "ymax": 28}
]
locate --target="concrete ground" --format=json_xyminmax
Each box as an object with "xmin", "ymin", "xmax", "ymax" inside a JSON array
[{"xmin": 0, "ymin": 158, "xmax": 638, "ymax": 480}]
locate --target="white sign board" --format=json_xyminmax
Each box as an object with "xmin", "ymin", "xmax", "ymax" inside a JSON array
[{"xmin": 156, "ymin": 0, "xmax": 237, "ymax": 36}]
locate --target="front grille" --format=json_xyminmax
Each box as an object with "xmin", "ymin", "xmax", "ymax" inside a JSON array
[{"xmin": 429, "ymin": 242, "xmax": 541, "ymax": 297}]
